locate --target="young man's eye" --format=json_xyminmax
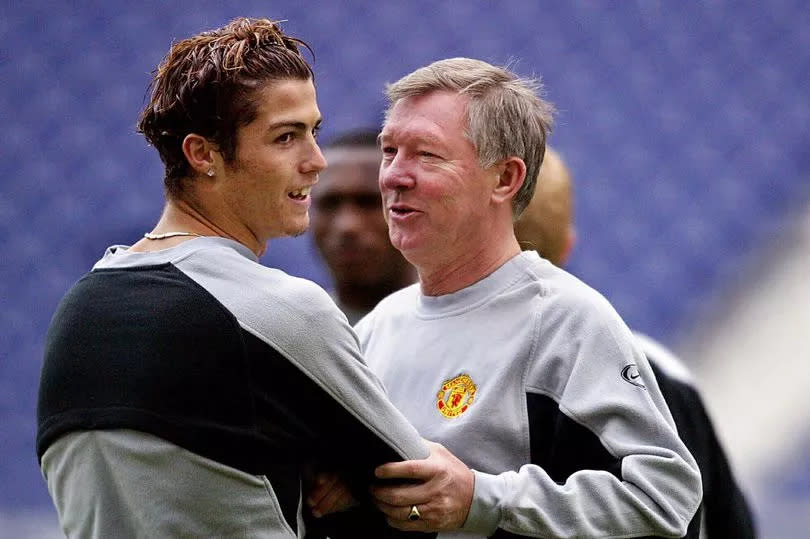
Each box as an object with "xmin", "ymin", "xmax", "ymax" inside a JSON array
[{"xmin": 277, "ymin": 132, "xmax": 295, "ymax": 143}]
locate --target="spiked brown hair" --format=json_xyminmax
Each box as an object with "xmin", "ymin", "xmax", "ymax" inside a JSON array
[{"xmin": 137, "ymin": 17, "xmax": 313, "ymax": 198}]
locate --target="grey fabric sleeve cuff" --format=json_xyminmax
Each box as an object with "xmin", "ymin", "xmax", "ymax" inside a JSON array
[{"xmin": 460, "ymin": 470, "xmax": 504, "ymax": 535}]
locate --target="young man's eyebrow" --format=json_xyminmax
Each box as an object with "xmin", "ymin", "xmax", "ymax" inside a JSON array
[{"xmin": 266, "ymin": 118, "xmax": 322, "ymax": 132}]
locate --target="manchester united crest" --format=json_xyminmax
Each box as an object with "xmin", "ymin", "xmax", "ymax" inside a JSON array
[{"xmin": 436, "ymin": 374, "xmax": 477, "ymax": 419}]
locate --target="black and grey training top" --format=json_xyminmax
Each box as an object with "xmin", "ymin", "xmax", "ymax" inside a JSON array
[
  {"xmin": 37, "ymin": 237, "xmax": 427, "ymax": 538},
  {"xmin": 356, "ymin": 250, "xmax": 703, "ymax": 538}
]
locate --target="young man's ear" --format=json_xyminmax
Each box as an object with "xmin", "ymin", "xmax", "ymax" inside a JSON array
[
  {"xmin": 491, "ymin": 157, "xmax": 527, "ymax": 204},
  {"xmin": 182, "ymin": 134, "xmax": 220, "ymax": 178}
]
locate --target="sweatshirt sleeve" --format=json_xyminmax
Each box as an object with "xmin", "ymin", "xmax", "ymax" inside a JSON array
[
  {"xmin": 461, "ymin": 297, "xmax": 703, "ymax": 538},
  {"xmin": 178, "ymin": 251, "xmax": 430, "ymax": 468},
  {"xmin": 642, "ymin": 338, "xmax": 756, "ymax": 539},
  {"xmin": 247, "ymin": 279, "xmax": 429, "ymax": 466}
]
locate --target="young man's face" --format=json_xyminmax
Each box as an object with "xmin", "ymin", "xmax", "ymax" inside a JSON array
[
  {"xmin": 218, "ymin": 78, "xmax": 326, "ymax": 244},
  {"xmin": 310, "ymin": 146, "xmax": 411, "ymax": 287},
  {"xmin": 378, "ymin": 90, "xmax": 497, "ymax": 267}
]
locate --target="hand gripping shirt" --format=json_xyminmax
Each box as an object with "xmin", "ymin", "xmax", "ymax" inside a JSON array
[
  {"xmin": 37, "ymin": 237, "xmax": 428, "ymax": 538},
  {"xmin": 355, "ymin": 251, "xmax": 702, "ymax": 538}
]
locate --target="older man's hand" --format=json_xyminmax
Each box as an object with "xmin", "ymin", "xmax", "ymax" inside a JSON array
[{"xmin": 371, "ymin": 440, "xmax": 475, "ymax": 532}]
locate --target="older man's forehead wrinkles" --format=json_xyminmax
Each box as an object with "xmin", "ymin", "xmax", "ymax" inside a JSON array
[{"xmin": 382, "ymin": 124, "xmax": 445, "ymax": 149}]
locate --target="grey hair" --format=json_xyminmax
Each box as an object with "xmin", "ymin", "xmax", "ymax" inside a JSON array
[{"xmin": 384, "ymin": 57, "xmax": 555, "ymax": 218}]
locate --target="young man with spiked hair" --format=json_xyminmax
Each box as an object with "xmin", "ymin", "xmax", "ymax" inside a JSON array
[{"xmin": 37, "ymin": 18, "xmax": 427, "ymax": 538}]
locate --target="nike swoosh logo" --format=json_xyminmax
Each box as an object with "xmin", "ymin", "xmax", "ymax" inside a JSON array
[{"xmin": 621, "ymin": 364, "xmax": 646, "ymax": 389}]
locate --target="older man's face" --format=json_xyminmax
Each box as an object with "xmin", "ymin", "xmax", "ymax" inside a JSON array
[{"xmin": 378, "ymin": 91, "xmax": 497, "ymax": 268}]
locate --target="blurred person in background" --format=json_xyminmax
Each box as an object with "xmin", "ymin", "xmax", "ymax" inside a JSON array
[
  {"xmin": 36, "ymin": 17, "xmax": 428, "ymax": 538},
  {"xmin": 347, "ymin": 57, "xmax": 702, "ymax": 538},
  {"xmin": 514, "ymin": 146, "xmax": 757, "ymax": 538},
  {"xmin": 311, "ymin": 129, "xmax": 417, "ymax": 324}
]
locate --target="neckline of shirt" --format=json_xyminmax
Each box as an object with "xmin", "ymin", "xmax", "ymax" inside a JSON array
[
  {"xmin": 414, "ymin": 250, "xmax": 541, "ymax": 319},
  {"xmin": 95, "ymin": 236, "xmax": 259, "ymax": 269}
]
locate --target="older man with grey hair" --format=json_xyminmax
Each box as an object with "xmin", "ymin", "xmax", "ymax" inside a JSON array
[{"xmin": 341, "ymin": 57, "xmax": 702, "ymax": 538}]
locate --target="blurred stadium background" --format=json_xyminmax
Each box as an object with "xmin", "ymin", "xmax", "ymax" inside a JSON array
[{"xmin": 2, "ymin": 1, "xmax": 808, "ymax": 536}]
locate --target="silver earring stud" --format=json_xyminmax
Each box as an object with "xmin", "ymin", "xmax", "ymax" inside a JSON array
[{"xmin": 207, "ymin": 169, "xmax": 215, "ymax": 177}]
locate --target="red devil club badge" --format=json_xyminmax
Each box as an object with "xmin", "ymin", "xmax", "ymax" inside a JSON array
[{"xmin": 436, "ymin": 374, "xmax": 477, "ymax": 418}]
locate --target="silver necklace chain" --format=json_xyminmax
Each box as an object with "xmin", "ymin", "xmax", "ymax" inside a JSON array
[{"xmin": 143, "ymin": 231, "xmax": 203, "ymax": 240}]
